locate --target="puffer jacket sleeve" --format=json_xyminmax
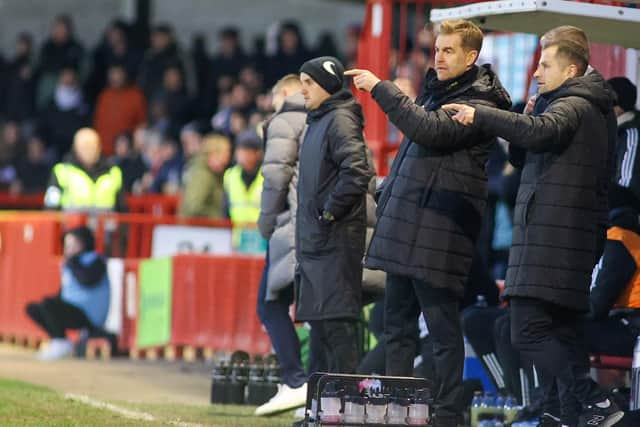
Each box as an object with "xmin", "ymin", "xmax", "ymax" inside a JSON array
[
  {"xmin": 475, "ymin": 97, "xmax": 589, "ymax": 153},
  {"xmin": 323, "ymin": 111, "xmax": 373, "ymax": 219},
  {"xmin": 371, "ymin": 80, "xmax": 485, "ymax": 150},
  {"xmin": 258, "ymin": 114, "xmax": 300, "ymax": 238}
]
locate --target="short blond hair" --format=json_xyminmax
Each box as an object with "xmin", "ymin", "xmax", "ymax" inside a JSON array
[
  {"xmin": 272, "ymin": 74, "xmax": 301, "ymax": 93},
  {"xmin": 438, "ymin": 19, "xmax": 483, "ymax": 52},
  {"xmin": 201, "ymin": 134, "xmax": 231, "ymax": 156}
]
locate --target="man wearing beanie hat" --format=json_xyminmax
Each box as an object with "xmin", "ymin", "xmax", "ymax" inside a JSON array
[
  {"xmin": 295, "ymin": 56, "xmax": 374, "ymax": 375},
  {"xmin": 26, "ymin": 226, "xmax": 111, "ymax": 360}
]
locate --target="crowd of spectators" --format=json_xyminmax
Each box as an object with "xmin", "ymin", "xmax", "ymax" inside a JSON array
[{"xmin": 0, "ymin": 14, "xmax": 361, "ymax": 204}]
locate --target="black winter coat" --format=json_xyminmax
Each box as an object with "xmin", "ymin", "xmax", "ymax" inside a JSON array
[
  {"xmin": 364, "ymin": 65, "xmax": 511, "ymax": 297},
  {"xmin": 473, "ymin": 72, "xmax": 616, "ymax": 311},
  {"xmin": 295, "ymin": 90, "xmax": 373, "ymax": 321}
]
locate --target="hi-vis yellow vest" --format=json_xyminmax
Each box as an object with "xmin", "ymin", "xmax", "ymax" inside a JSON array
[
  {"xmin": 608, "ymin": 226, "xmax": 640, "ymax": 309},
  {"xmin": 223, "ymin": 165, "xmax": 263, "ymax": 224},
  {"xmin": 52, "ymin": 163, "xmax": 122, "ymax": 210}
]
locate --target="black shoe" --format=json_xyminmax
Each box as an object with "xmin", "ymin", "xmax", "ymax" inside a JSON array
[
  {"xmin": 578, "ymin": 398, "xmax": 624, "ymax": 427},
  {"xmin": 537, "ymin": 413, "xmax": 562, "ymax": 427}
]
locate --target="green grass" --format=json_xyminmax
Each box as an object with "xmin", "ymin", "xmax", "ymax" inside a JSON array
[
  {"xmin": 0, "ymin": 378, "xmax": 297, "ymax": 426},
  {"xmin": 0, "ymin": 379, "xmax": 141, "ymax": 426}
]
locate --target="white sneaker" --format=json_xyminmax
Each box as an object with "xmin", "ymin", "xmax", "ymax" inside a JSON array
[
  {"xmin": 254, "ymin": 383, "xmax": 307, "ymax": 416},
  {"xmin": 37, "ymin": 339, "xmax": 74, "ymax": 361}
]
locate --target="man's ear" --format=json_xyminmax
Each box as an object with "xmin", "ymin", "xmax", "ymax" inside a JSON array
[
  {"xmin": 566, "ymin": 63, "xmax": 578, "ymax": 79},
  {"xmin": 466, "ymin": 49, "xmax": 479, "ymax": 67}
]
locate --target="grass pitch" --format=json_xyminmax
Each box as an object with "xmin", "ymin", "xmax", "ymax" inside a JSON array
[{"xmin": 0, "ymin": 378, "xmax": 297, "ymax": 426}]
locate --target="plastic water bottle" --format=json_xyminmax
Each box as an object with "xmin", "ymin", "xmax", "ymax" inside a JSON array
[
  {"xmin": 503, "ymin": 395, "xmax": 519, "ymax": 425},
  {"xmin": 470, "ymin": 391, "xmax": 483, "ymax": 427},
  {"xmin": 631, "ymin": 335, "xmax": 640, "ymax": 410},
  {"xmin": 480, "ymin": 392, "xmax": 496, "ymax": 427},
  {"xmin": 494, "ymin": 394, "xmax": 505, "ymax": 424}
]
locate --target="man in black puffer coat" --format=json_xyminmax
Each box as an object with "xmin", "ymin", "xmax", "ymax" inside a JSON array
[
  {"xmin": 296, "ymin": 56, "xmax": 373, "ymax": 374},
  {"xmin": 348, "ymin": 20, "xmax": 511, "ymax": 427},
  {"xmin": 444, "ymin": 26, "xmax": 623, "ymax": 427}
]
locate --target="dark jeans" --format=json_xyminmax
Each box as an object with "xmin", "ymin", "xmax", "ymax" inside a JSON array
[
  {"xmin": 309, "ymin": 319, "xmax": 359, "ymax": 374},
  {"xmin": 26, "ymin": 296, "xmax": 94, "ymax": 338},
  {"xmin": 510, "ymin": 297, "xmax": 606, "ymax": 425},
  {"xmin": 383, "ymin": 274, "xmax": 464, "ymax": 418},
  {"xmin": 256, "ymin": 251, "xmax": 307, "ymax": 388}
]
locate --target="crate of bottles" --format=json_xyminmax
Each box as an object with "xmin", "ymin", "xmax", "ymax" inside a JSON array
[{"xmin": 299, "ymin": 372, "xmax": 432, "ymax": 426}]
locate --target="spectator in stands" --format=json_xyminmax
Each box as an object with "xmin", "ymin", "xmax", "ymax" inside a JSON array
[
  {"xmin": 154, "ymin": 65, "xmax": 193, "ymax": 139},
  {"xmin": 111, "ymin": 131, "xmax": 147, "ymax": 193},
  {"xmin": 36, "ymin": 15, "xmax": 85, "ymax": 111},
  {"xmin": 211, "ymin": 27, "xmax": 248, "ymax": 83},
  {"xmin": 223, "ymin": 129, "xmax": 264, "ymax": 245},
  {"xmin": 12, "ymin": 134, "xmax": 52, "ymax": 195},
  {"xmin": 138, "ymin": 129, "xmax": 165, "ymax": 193},
  {"xmin": 2, "ymin": 32, "xmax": 37, "ymax": 122},
  {"xmin": 26, "ymin": 226, "xmax": 110, "ymax": 361},
  {"xmin": 38, "ymin": 67, "xmax": 90, "ymax": 160},
  {"xmin": 212, "ymin": 82, "xmax": 254, "ymax": 137},
  {"xmin": 94, "ymin": 63, "xmax": 146, "ymax": 156},
  {"xmin": 254, "ymin": 74, "xmax": 308, "ymax": 416},
  {"xmin": 265, "ymin": 21, "xmax": 310, "ymax": 87},
  {"xmin": 85, "ymin": 19, "xmax": 143, "ymax": 104},
  {"xmin": 149, "ymin": 136, "xmax": 182, "ymax": 194},
  {"xmin": 295, "ymin": 57, "xmax": 372, "ymax": 375},
  {"xmin": 138, "ymin": 24, "xmax": 185, "ymax": 101},
  {"xmin": 148, "ymin": 122, "xmax": 204, "ymax": 195},
  {"xmin": 178, "ymin": 134, "xmax": 231, "ymax": 218},
  {"xmin": 313, "ymin": 32, "xmax": 339, "ymax": 59},
  {"xmin": 44, "ymin": 127, "xmax": 125, "ymax": 212}
]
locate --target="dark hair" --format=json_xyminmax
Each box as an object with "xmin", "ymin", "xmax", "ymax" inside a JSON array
[{"xmin": 64, "ymin": 226, "xmax": 95, "ymax": 252}]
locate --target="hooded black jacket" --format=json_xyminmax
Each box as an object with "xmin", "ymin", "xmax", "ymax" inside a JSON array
[
  {"xmin": 364, "ymin": 65, "xmax": 511, "ymax": 297},
  {"xmin": 295, "ymin": 89, "xmax": 373, "ymax": 321},
  {"xmin": 473, "ymin": 71, "xmax": 616, "ymax": 311}
]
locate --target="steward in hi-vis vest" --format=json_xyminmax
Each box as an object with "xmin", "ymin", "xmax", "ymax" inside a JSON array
[
  {"xmin": 222, "ymin": 129, "xmax": 264, "ymax": 249},
  {"xmin": 44, "ymin": 127, "xmax": 125, "ymax": 212}
]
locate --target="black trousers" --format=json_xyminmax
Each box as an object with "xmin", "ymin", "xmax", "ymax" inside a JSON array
[
  {"xmin": 383, "ymin": 274, "xmax": 464, "ymax": 418},
  {"xmin": 309, "ymin": 319, "xmax": 359, "ymax": 375},
  {"xmin": 26, "ymin": 296, "xmax": 94, "ymax": 339},
  {"xmin": 510, "ymin": 297, "xmax": 605, "ymax": 424}
]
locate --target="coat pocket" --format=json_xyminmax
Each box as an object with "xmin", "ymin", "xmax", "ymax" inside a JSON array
[{"xmin": 375, "ymin": 177, "xmax": 394, "ymax": 217}]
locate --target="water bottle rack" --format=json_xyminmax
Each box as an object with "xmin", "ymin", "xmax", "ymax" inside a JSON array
[{"xmin": 300, "ymin": 372, "xmax": 432, "ymax": 426}]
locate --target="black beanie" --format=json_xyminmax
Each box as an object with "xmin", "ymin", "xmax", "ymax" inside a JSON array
[
  {"xmin": 65, "ymin": 226, "xmax": 96, "ymax": 252},
  {"xmin": 300, "ymin": 56, "xmax": 344, "ymax": 95},
  {"xmin": 608, "ymin": 77, "xmax": 637, "ymax": 112}
]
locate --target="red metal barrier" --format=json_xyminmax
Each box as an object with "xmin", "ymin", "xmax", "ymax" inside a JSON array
[
  {"xmin": 0, "ymin": 192, "xmax": 180, "ymax": 216},
  {"xmin": 94, "ymin": 213, "xmax": 232, "ymax": 258},
  {"xmin": 171, "ymin": 254, "xmax": 271, "ymax": 355}
]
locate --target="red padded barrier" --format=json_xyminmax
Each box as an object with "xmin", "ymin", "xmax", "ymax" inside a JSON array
[
  {"xmin": 171, "ymin": 254, "xmax": 270, "ymax": 355},
  {"xmin": 0, "ymin": 214, "xmax": 62, "ymax": 339},
  {"xmin": 119, "ymin": 258, "xmax": 142, "ymax": 353}
]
